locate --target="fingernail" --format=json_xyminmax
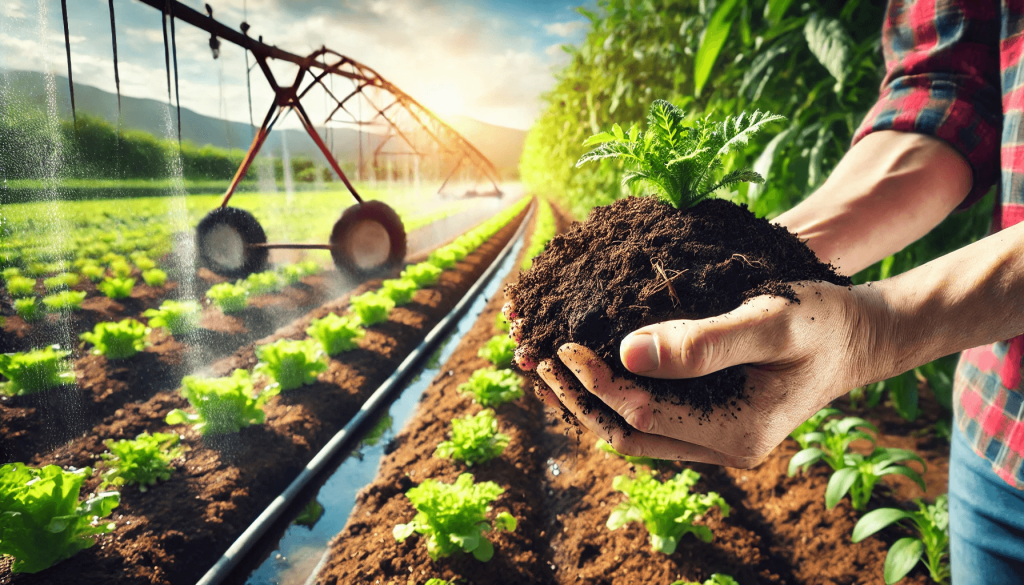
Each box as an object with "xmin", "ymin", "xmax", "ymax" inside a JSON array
[{"xmin": 620, "ymin": 333, "xmax": 659, "ymax": 373}]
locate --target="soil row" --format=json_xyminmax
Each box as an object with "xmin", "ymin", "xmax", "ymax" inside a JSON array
[
  {"xmin": 0, "ymin": 203, "xmax": 530, "ymax": 585},
  {"xmin": 314, "ymin": 201, "xmax": 950, "ymax": 585}
]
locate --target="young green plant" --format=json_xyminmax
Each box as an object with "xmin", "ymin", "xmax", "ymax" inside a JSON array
[
  {"xmin": 80, "ymin": 319, "xmax": 150, "ymax": 360},
  {"xmin": 306, "ymin": 313, "xmax": 365, "ymax": 356},
  {"xmin": 6, "ymin": 275, "xmax": 37, "ymax": 297},
  {"xmin": 165, "ymin": 369, "xmax": 268, "ymax": 435},
  {"xmin": 401, "ymin": 262, "xmax": 443, "ymax": 287},
  {"xmin": 0, "ymin": 345, "xmax": 75, "ymax": 396},
  {"xmin": 457, "ymin": 367, "xmax": 524, "ymax": 407},
  {"xmin": 97, "ymin": 276, "xmax": 136, "ymax": 299},
  {"xmin": 100, "ymin": 432, "xmax": 182, "ymax": 491},
  {"xmin": 141, "ymin": 268, "xmax": 168, "ymax": 287},
  {"xmin": 42, "ymin": 289, "xmax": 86, "ymax": 312},
  {"xmin": 380, "ymin": 278, "xmax": 419, "ymax": 305},
  {"xmin": 143, "ymin": 300, "xmax": 202, "ymax": 335},
  {"xmin": 477, "ymin": 335, "xmax": 517, "ymax": 369},
  {"xmin": 206, "ymin": 282, "xmax": 249, "ymax": 313},
  {"xmin": 434, "ymin": 409, "xmax": 510, "ymax": 466},
  {"xmin": 254, "ymin": 338, "xmax": 327, "ymax": 392},
  {"xmin": 349, "ymin": 291, "xmax": 395, "ymax": 326},
  {"xmin": 852, "ymin": 495, "xmax": 950, "ymax": 584},
  {"xmin": 14, "ymin": 297, "xmax": 41, "ymax": 322}
]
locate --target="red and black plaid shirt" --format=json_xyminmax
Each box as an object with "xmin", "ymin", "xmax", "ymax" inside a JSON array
[{"xmin": 853, "ymin": 0, "xmax": 1024, "ymax": 488}]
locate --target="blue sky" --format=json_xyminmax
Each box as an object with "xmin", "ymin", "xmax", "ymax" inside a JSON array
[{"xmin": 0, "ymin": 0, "xmax": 593, "ymax": 129}]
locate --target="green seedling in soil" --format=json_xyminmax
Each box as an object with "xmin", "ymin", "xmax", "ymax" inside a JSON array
[
  {"xmin": 80, "ymin": 319, "xmax": 149, "ymax": 360},
  {"xmin": 0, "ymin": 463, "xmax": 120, "ymax": 574},
  {"xmin": 108, "ymin": 259, "xmax": 134, "ymax": 278},
  {"xmin": 43, "ymin": 273, "xmax": 78, "ymax": 291},
  {"xmin": 243, "ymin": 271, "xmax": 282, "ymax": 295},
  {"xmin": 790, "ymin": 407, "xmax": 843, "ymax": 450},
  {"xmin": 41, "ymin": 290, "xmax": 87, "ymax": 313},
  {"xmin": 0, "ymin": 345, "xmax": 75, "ymax": 396},
  {"xmin": 457, "ymin": 367, "xmax": 524, "ymax": 407},
  {"xmin": 349, "ymin": 291, "xmax": 395, "ymax": 326},
  {"xmin": 424, "ymin": 580, "xmax": 454, "ymax": 585},
  {"xmin": 853, "ymin": 495, "xmax": 950, "ymax": 584},
  {"xmin": 97, "ymin": 276, "xmax": 136, "ymax": 299},
  {"xmin": 281, "ymin": 264, "xmax": 306, "ymax": 286},
  {"xmin": 596, "ymin": 438, "xmax": 662, "ymax": 468},
  {"xmin": 494, "ymin": 311, "xmax": 510, "ymax": 333},
  {"xmin": 672, "ymin": 575, "xmax": 740, "ymax": 585},
  {"xmin": 293, "ymin": 500, "xmax": 325, "ymax": 528},
  {"xmin": 26, "ymin": 261, "xmax": 61, "ymax": 277},
  {"xmin": 393, "ymin": 472, "xmax": 517, "ymax": 562},
  {"xmin": 165, "ymin": 369, "xmax": 269, "ymax": 435},
  {"xmin": 380, "ymin": 278, "xmax": 419, "ymax": 305},
  {"xmin": 130, "ymin": 255, "xmax": 157, "ymax": 271},
  {"xmin": 577, "ymin": 100, "xmax": 784, "ymax": 209},
  {"xmin": 789, "ymin": 414, "xmax": 925, "ymax": 510},
  {"xmin": 477, "ymin": 335, "xmax": 517, "ymax": 369},
  {"xmin": 306, "ymin": 313, "xmax": 365, "ymax": 356},
  {"xmin": 6, "ymin": 275, "xmax": 37, "ymax": 297},
  {"xmin": 434, "ymin": 409, "xmax": 510, "ymax": 466},
  {"xmin": 143, "ymin": 300, "xmax": 201, "ymax": 336},
  {"xmin": 141, "ymin": 268, "xmax": 168, "ymax": 287},
  {"xmin": 401, "ymin": 263, "xmax": 443, "ymax": 287},
  {"xmin": 2, "ymin": 266, "xmax": 21, "ymax": 281},
  {"xmin": 80, "ymin": 264, "xmax": 106, "ymax": 283},
  {"xmin": 254, "ymin": 338, "xmax": 327, "ymax": 393},
  {"xmin": 99, "ymin": 432, "xmax": 182, "ymax": 492},
  {"xmin": 206, "ymin": 282, "xmax": 249, "ymax": 314},
  {"xmin": 298, "ymin": 260, "xmax": 321, "ymax": 276},
  {"xmin": 608, "ymin": 468, "xmax": 730, "ymax": 554},
  {"xmin": 428, "ymin": 247, "xmax": 460, "ymax": 269},
  {"xmin": 13, "ymin": 298, "xmax": 41, "ymax": 322}
]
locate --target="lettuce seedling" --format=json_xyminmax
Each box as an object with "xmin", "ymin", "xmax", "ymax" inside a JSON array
[
  {"xmin": 80, "ymin": 319, "xmax": 150, "ymax": 360},
  {"xmin": 306, "ymin": 313, "xmax": 365, "ymax": 356},
  {"xmin": 401, "ymin": 263, "xmax": 443, "ymax": 287},
  {"xmin": 457, "ymin": 368, "xmax": 524, "ymax": 407},
  {"xmin": 254, "ymin": 338, "xmax": 327, "ymax": 392},
  {"xmin": 2, "ymin": 266, "xmax": 21, "ymax": 281},
  {"xmin": 380, "ymin": 278, "xmax": 419, "ymax": 305},
  {"xmin": 97, "ymin": 276, "xmax": 136, "ymax": 299},
  {"xmin": 607, "ymin": 468, "xmax": 730, "ymax": 554},
  {"xmin": 6, "ymin": 275, "xmax": 37, "ymax": 297},
  {"xmin": 206, "ymin": 282, "xmax": 249, "ymax": 313},
  {"xmin": 393, "ymin": 473, "xmax": 517, "ymax": 562},
  {"xmin": 141, "ymin": 268, "xmax": 168, "ymax": 287},
  {"xmin": 853, "ymin": 495, "xmax": 950, "ymax": 584},
  {"xmin": 298, "ymin": 260, "xmax": 321, "ymax": 276},
  {"xmin": 108, "ymin": 259, "xmax": 133, "ymax": 278},
  {"xmin": 281, "ymin": 264, "xmax": 305, "ymax": 286},
  {"xmin": 80, "ymin": 264, "xmax": 106, "ymax": 283},
  {"xmin": 0, "ymin": 345, "xmax": 75, "ymax": 396},
  {"xmin": 130, "ymin": 255, "xmax": 157, "ymax": 271},
  {"xmin": 0, "ymin": 463, "xmax": 120, "ymax": 574},
  {"xmin": 43, "ymin": 272, "xmax": 78, "ymax": 291},
  {"xmin": 477, "ymin": 335, "xmax": 517, "ymax": 369},
  {"xmin": 434, "ymin": 409, "xmax": 510, "ymax": 466},
  {"xmin": 42, "ymin": 289, "xmax": 87, "ymax": 313},
  {"xmin": 243, "ymin": 271, "xmax": 282, "ymax": 295},
  {"xmin": 577, "ymin": 100, "xmax": 784, "ymax": 209},
  {"xmin": 100, "ymin": 432, "xmax": 182, "ymax": 491},
  {"xmin": 165, "ymin": 369, "xmax": 269, "ymax": 435},
  {"xmin": 14, "ymin": 298, "xmax": 41, "ymax": 322},
  {"xmin": 596, "ymin": 438, "xmax": 662, "ymax": 468},
  {"xmin": 672, "ymin": 575, "xmax": 740, "ymax": 585},
  {"xmin": 143, "ymin": 300, "xmax": 201, "ymax": 335},
  {"xmin": 349, "ymin": 291, "xmax": 395, "ymax": 326},
  {"xmin": 428, "ymin": 248, "xmax": 460, "ymax": 269}
]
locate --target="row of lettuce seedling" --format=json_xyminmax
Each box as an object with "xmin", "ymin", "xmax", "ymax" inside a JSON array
[{"xmin": 0, "ymin": 198, "xmax": 529, "ymax": 576}]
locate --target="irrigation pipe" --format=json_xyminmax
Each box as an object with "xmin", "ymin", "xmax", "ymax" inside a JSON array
[{"xmin": 197, "ymin": 199, "xmax": 535, "ymax": 585}]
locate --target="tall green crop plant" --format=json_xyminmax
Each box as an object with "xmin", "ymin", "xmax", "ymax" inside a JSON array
[{"xmin": 853, "ymin": 496, "xmax": 950, "ymax": 584}]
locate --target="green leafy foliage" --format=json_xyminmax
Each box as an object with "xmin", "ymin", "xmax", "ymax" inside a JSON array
[
  {"xmin": 349, "ymin": 291, "xmax": 395, "ymax": 326},
  {"xmin": 380, "ymin": 278, "xmax": 419, "ymax": 305},
  {"xmin": 293, "ymin": 500, "xmax": 325, "ymax": 528},
  {"xmin": 401, "ymin": 263, "xmax": 443, "ymax": 287},
  {"xmin": 143, "ymin": 300, "xmax": 202, "ymax": 336},
  {"xmin": 206, "ymin": 282, "xmax": 249, "ymax": 314},
  {"xmin": 80, "ymin": 319, "xmax": 149, "ymax": 360},
  {"xmin": 596, "ymin": 438, "xmax": 662, "ymax": 468},
  {"xmin": 306, "ymin": 313, "xmax": 365, "ymax": 356},
  {"xmin": 434, "ymin": 409, "xmax": 510, "ymax": 466},
  {"xmin": 80, "ymin": 264, "xmax": 106, "ymax": 283},
  {"xmin": 41, "ymin": 289, "xmax": 86, "ymax": 313},
  {"xmin": 577, "ymin": 100, "xmax": 783, "ymax": 209},
  {"xmin": 43, "ymin": 272, "xmax": 78, "ymax": 291},
  {"xmin": 607, "ymin": 469, "xmax": 729, "ymax": 554},
  {"xmin": 393, "ymin": 473, "xmax": 517, "ymax": 562},
  {"xmin": 0, "ymin": 345, "xmax": 75, "ymax": 396},
  {"xmin": 242, "ymin": 271, "xmax": 282, "ymax": 296},
  {"xmin": 457, "ymin": 367, "xmax": 524, "ymax": 407},
  {"xmin": 0, "ymin": 463, "xmax": 120, "ymax": 574},
  {"xmin": 428, "ymin": 247, "xmax": 460, "ymax": 269},
  {"xmin": 788, "ymin": 412, "xmax": 926, "ymax": 510},
  {"xmin": 2, "ymin": 267, "xmax": 21, "ymax": 281},
  {"xmin": 477, "ymin": 335, "xmax": 517, "ymax": 369},
  {"xmin": 254, "ymin": 338, "xmax": 327, "ymax": 392},
  {"xmin": 141, "ymin": 268, "xmax": 167, "ymax": 287},
  {"xmin": 521, "ymin": 198, "xmax": 556, "ymax": 270},
  {"xmin": 97, "ymin": 277, "xmax": 135, "ymax": 299},
  {"xmin": 108, "ymin": 260, "xmax": 133, "ymax": 279},
  {"xmin": 14, "ymin": 297, "xmax": 41, "ymax": 322},
  {"xmin": 100, "ymin": 432, "xmax": 182, "ymax": 491},
  {"xmin": 165, "ymin": 369, "xmax": 268, "ymax": 435},
  {"xmin": 672, "ymin": 574, "xmax": 740, "ymax": 585},
  {"xmin": 494, "ymin": 312, "xmax": 510, "ymax": 333},
  {"xmin": 853, "ymin": 495, "xmax": 950, "ymax": 584},
  {"xmin": 6, "ymin": 275, "xmax": 36, "ymax": 297}
]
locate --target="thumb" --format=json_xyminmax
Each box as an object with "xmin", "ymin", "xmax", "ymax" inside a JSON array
[{"xmin": 619, "ymin": 296, "xmax": 789, "ymax": 379}]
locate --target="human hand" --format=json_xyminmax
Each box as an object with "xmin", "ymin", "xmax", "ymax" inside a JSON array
[{"xmin": 512, "ymin": 280, "xmax": 900, "ymax": 468}]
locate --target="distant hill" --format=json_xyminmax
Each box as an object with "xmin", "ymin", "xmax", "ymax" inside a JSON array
[{"xmin": 0, "ymin": 70, "xmax": 525, "ymax": 175}]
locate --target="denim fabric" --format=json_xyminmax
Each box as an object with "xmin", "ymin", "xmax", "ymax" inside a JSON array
[{"xmin": 949, "ymin": 425, "xmax": 1024, "ymax": 584}]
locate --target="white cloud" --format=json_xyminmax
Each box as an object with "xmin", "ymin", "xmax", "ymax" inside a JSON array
[
  {"xmin": 1, "ymin": 0, "xmax": 26, "ymax": 20},
  {"xmin": 543, "ymin": 20, "xmax": 586, "ymax": 37}
]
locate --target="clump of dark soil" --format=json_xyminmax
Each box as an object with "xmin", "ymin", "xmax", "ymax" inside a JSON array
[{"xmin": 509, "ymin": 196, "xmax": 850, "ymax": 425}]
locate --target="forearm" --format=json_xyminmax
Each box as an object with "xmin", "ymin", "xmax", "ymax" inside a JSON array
[{"xmin": 775, "ymin": 131, "xmax": 974, "ymax": 275}]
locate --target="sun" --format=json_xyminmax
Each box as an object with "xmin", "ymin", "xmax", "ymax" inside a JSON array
[{"xmin": 417, "ymin": 82, "xmax": 466, "ymax": 118}]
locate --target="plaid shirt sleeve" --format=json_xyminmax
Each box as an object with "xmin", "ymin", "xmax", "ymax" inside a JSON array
[{"xmin": 853, "ymin": 0, "xmax": 1002, "ymax": 206}]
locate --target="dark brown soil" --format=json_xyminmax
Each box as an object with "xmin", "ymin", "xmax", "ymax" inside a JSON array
[
  {"xmin": 509, "ymin": 196, "xmax": 851, "ymax": 425},
  {"xmin": 318, "ymin": 204, "xmax": 948, "ymax": 585}
]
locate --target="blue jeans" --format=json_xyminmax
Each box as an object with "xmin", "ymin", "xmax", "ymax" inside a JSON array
[{"xmin": 949, "ymin": 425, "xmax": 1024, "ymax": 584}]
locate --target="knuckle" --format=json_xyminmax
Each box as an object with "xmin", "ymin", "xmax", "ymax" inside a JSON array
[
  {"xmin": 680, "ymin": 326, "xmax": 718, "ymax": 374},
  {"xmin": 621, "ymin": 402, "xmax": 655, "ymax": 434}
]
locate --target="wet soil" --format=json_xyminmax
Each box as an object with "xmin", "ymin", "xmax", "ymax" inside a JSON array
[
  {"xmin": 508, "ymin": 196, "xmax": 851, "ymax": 426},
  {"xmin": 0, "ymin": 205, "xmax": 529, "ymax": 585},
  {"xmin": 317, "ymin": 203, "xmax": 947, "ymax": 585}
]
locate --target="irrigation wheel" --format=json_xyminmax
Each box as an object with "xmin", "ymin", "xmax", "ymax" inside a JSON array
[
  {"xmin": 196, "ymin": 207, "xmax": 269, "ymax": 279},
  {"xmin": 330, "ymin": 201, "xmax": 406, "ymax": 279}
]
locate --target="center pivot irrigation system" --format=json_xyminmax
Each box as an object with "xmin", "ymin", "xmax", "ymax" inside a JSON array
[{"xmin": 57, "ymin": 0, "xmax": 504, "ymax": 279}]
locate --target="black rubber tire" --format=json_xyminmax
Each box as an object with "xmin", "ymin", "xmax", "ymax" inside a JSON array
[
  {"xmin": 330, "ymin": 201, "xmax": 407, "ymax": 279},
  {"xmin": 196, "ymin": 207, "xmax": 269, "ymax": 279}
]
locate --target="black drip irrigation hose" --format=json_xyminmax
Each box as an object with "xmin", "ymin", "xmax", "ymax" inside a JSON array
[
  {"xmin": 169, "ymin": 1, "xmax": 182, "ymax": 145},
  {"xmin": 196, "ymin": 201, "xmax": 535, "ymax": 585},
  {"xmin": 108, "ymin": 0, "xmax": 121, "ymax": 115},
  {"xmin": 60, "ymin": 0, "xmax": 76, "ymax": 129}
]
